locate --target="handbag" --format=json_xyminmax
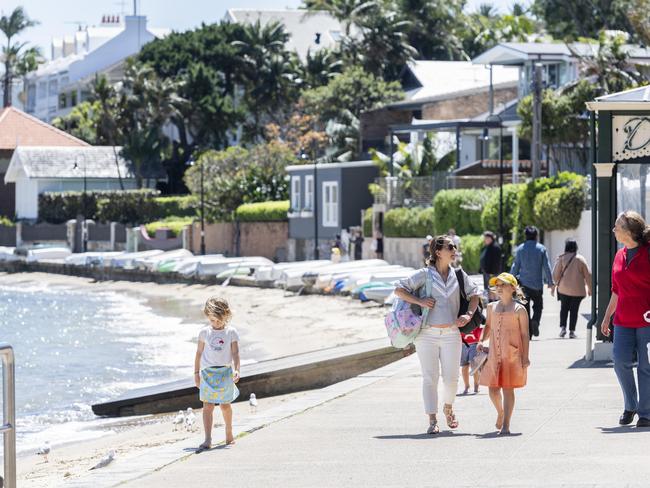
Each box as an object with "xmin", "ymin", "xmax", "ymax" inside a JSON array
[
  {"xmin": 555, "ymin": 254, "xmax": 576, "ymax": 301},
  {"xmin": 469, "ymin": 347, "xmax": 489, "ymax": 376},
  {"xmin": 455, "ymin": 269, "xmax": 485, "ymax": 334},
  {"xmin": 384, "ymin": 269, "xmax": 433, "ymax": 348}
]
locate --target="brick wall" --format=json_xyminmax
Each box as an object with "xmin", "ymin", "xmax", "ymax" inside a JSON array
[{"xmin": 422, "ymin": 86, "xmax": 518, "ymax": 120}]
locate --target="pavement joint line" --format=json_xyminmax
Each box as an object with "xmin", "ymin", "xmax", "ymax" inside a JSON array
[{"xmin": 60, "ymin": 355, "xmax": 418, "ymax": 487}]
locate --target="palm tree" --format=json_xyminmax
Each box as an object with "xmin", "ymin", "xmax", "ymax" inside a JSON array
[
  {"xmin": 303, "ymin": 0, "xmax": 377, "ymax": 37},
  {"xmin": 0, "ymin": 6, "xmax": 39, "ymax": 107},
  {"xmin": 15, "ymin": 46, "xmax": 42, "ymax": 107},
  {"xmin": 303, "ymin": 48, "xmax": 342, "ymax": 88}
]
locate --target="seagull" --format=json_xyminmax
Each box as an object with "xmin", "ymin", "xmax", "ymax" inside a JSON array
[
  {"xmin": 36, "ymin": 441, "xmax": 51, "ymax": 463},
  {"xmin": 90, "ymin": 450, "xmax": 115, "ymax": 470},
  {"xmin": 249, "ymin": 393, "xmax": 258, "ymax": 414},
  {"xmin": 185, "ymin": 407, "xmax": 197, "ymax": 432},
  {"xmin": 172, "ymin": 410, "xmax": 185, "ymax": 431}
]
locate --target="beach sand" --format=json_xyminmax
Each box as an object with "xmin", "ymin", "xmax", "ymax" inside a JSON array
[{"xmin": 0, "ymin": 272, "xmax": 386, "ymax": 486}]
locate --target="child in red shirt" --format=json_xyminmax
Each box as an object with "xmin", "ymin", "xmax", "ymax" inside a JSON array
[{"xmin": 460, "ymin": 327, "xmax": 482, "ymax": 394}]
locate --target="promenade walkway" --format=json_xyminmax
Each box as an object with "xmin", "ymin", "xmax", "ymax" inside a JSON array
[{"xmin": 72, "ymin": 291, "xmax": 650, "ymax": 487}]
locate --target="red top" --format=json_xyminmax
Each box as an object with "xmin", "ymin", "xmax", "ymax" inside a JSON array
[
  {"xmin": 461, "ymin": 327, "xmax": 482, "ymax": 344},
  {"xmin": 611, "ymin": 244, "xmax": 650, "ymax": 328}
]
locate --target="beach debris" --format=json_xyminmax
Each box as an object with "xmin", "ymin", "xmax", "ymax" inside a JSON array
[
  {"xmin": 185, "ymin": 407, "xmax": 197, "ymax": 432},
  {"xmin": 90, "ymin": 450, "xmax": 115, "ymax": 470},
  {"xmin": 172, "ymin": 410, "xmax": 185, "ymax": 431},
  {"xmin": 249, "ymin": 393, "xmax": 258, "ymax": 414},
  {"xmin": 36, "ymin": 441, "xmax": 51, "ymax": 462}
]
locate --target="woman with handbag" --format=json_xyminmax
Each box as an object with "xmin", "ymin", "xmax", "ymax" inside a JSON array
[
  {"xmin": 395, "ymin": 235, "xmax": 481, "ymax": 434},
  {"xmin": 551, "ymin": 238, "xmax": 592, "ymax": 338}
]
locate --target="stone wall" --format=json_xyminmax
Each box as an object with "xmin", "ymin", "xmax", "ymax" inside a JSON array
[
  {"xmin": 422, "ymin": 86, "xmax": 518, "ymax": 120},
  {"xmin": 383, "ymin": 237, "xmax": 426, "ymax": 269},
  {"xmin": 188, "ymin": 221, "xmax": 288, "ymax": 261}
]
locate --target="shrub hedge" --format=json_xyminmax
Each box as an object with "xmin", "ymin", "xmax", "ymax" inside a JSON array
[
  {"xmin": 0, "ymin": 216, "xmax": 14, "ymax": 227},
  {"xmin": 37, "ymin": 191, "xmax": 199, "ymax": 224},
  {"xmin": 235, "ymin": 201, "xmax": 289, "ymax": 222},
  {"xmin": 433, "ymin": 189, "xmax": 490, "ymax": 236},
  {"xmin": 533, "ymin": 184, "xmax": 586, "ymax": 231},
  {"xmin": 518, "ymin": 172, "xmax": 585, "ymax": 228},
  {"xmin": 459, "ymin": 234, "xmax": 483, "ymax": 274},
  {"xmin": 384, "ymin": 207, "xmax": 434, "ymax": 237},
  {"xmin": 363, "ymin": 207, "xmax": 373, "ymax": 237},
  {"xmin": 145, "ymin": 217, "xmax": 194, "ymax": 237}
]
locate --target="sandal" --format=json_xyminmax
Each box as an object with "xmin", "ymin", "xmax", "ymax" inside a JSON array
[
  {"xmin": 443, "ymin": 404, "xmax": 459, "ymax": 429},
  {"xmin": 426, "ymin": 419, "xmax": 439, "ymax": 435}
]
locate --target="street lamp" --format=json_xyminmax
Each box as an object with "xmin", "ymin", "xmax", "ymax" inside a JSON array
[
  {"xmin": 485, "ymin": 113, "xmax": 505, "ymax": 269},
  {"xmin": 300, "ymin": 149, "xmax": 318, "ymax": 259},
  {"xmin": 188, "ymin": 158, "xmax": 205, "ymax": 255},
  {"xmin": 73, "ymin": 158, "xmax": 88, "ymax": 252}
]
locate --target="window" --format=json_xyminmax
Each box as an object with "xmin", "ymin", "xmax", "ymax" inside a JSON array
[
  {"xmin": 304, "ymin": 175, "xmax": 314, "ymax": 210},
  {"xmin": 322, "ymin": 181, "xmax": 339, "ymax": 227},
  {"xmin": 58, "ymin": 93, "xmax": 67, "ymax": 109},
  {"xmin": 37, "ymin": 82, "xmax": 46, "ymax": 100},
  {"xmin": 291, "ymin": 176, "xmax": 301, "ymax": 211}
]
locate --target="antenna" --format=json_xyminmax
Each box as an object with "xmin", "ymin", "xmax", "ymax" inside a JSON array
[{"xmin": 115, "ymin": 0, "xmax": 128, "ymax": 16}]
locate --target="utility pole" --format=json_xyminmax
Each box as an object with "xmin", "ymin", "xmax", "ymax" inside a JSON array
[{"xmin": 531, "ymin": 63, "xmax": 543, "ymax": 179}]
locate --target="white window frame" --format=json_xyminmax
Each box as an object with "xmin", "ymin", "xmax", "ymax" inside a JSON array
[
  {"xmin": 322, "ymin": 181, "xmax": 339, "ymax": 227},
  {"xmin": 291, "ymin": 176, "xmax": 301, "ymax": 211},
  {"xmin": 304, "ymin": 174, "xmax": 314, "ymax": 210}
]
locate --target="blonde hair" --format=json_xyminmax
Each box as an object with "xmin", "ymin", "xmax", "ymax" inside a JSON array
[
  {"xmin": 617, "ymin": 210, "xmax": 650, "ymax": 245},
  {"xmin": 203, "ymin": 297, "xmax": 232, "ymax": 323}
]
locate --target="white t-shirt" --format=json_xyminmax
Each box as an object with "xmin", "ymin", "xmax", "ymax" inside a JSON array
[{"xmin": 198, "ymin": 326, "xmax": 239, "ymax": 370}]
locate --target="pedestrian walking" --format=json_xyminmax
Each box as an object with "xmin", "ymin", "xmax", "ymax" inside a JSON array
[
  {"xmin": 460, "ymin": 326, "xmax": 482, "ymax": 394},
  {"xmin": 448, "ymin": 229, "xmax": 462, "ymax": 268},
  {"xmin": 511, "ymin": 226, "xmax": 555, "ymax": 338},
  {"xmin": 551, "ymin": 238, "xmax": 592, "ymax": 338},
  {"xmin": 478, "ymin": 273, "xmax": 530, "ymax": 435},
  {"xmin": 194, "ymin": 297, "xmax": 241, "ymax": 450},
  {"xmin": 422, "ymin": 234, "xmax": 433, "ymax": 264},
  {"xmin": 395, "ymin": 235, "xmax": 481, "ymax": 434},
  {"xmin": 480, "ymin": 231, "xmax": 502, "ymax": 301},
  {"xmin": 600, "ymin": 211, "xmax": 650, "ymax": 428},
  {"xmin": 351, "ymin": 229, "xmax": 364, "ymax": 260}
]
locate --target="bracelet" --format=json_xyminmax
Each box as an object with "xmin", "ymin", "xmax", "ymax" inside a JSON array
[{"xmin": 194, "ymin": 371, "xmax": 200, "ymax": 374}]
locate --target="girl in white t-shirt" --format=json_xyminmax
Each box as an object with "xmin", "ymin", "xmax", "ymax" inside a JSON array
[{"xmin": 194, "ymin": 297, "xmax": 240, "ymax": 450}]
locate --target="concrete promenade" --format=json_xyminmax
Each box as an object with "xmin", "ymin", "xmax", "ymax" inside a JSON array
[{"xmin": 76, "ymin": 290, "xmax": 650, "ymax": 487}]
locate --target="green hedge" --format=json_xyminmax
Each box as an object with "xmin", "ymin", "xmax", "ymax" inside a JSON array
[
  {"xmin": 0, "ymin": 216, "xmax": 14, "ymax": 227},
  {"xmin": 363, "ymin": 207, "xmax": 373, "ymax": 237},
  {"xmin": 533, "ymin": 184, "xmax": 586, "ymax": 231},
  {"xmin": 432, "ymin": 189, "xmax": 490, "ymax": 236},
  {"xmin": 518, "ymin": 172, "xmax": 585, "ymax": 228},
  {"xmin": 235, "ymin": 201, "xmax": 289, "ymax": 222},
  {"xmin": 37, "ymin": 191, "xmax": 199, "ymax": 224},
  {"xmin": 459, "ymin": 234, "xmax": 483, "ymax": 274},
  {"xmin": 145, "ymin": 217, "xmax": 194, "ymax": 237},
  {"xmin": 480, "ymin": 184, "xmax": 525, "ymax": 236},
  {"xmin": 383, "ymin": 207, "xmax": 436, "ymax": 238}
]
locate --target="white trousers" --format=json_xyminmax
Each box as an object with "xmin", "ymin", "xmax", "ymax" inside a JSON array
[{"xmin": 414, "ymin": 327, "xmax": 462, "ymax": 415}]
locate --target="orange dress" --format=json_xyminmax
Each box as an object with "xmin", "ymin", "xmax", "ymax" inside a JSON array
[{"xmin": 479, "ymin": 305, "xmax": 527, "ymax": 389}]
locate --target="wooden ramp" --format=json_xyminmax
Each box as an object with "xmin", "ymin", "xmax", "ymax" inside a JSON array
[{"xmin": 92, "ymin": 338, "xmax": 412, "ymax": 417}]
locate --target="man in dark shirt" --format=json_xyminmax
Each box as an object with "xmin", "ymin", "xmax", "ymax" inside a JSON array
[{"xmin": 480, "ymin": 231, "xmax": 502, "ymax": 301}]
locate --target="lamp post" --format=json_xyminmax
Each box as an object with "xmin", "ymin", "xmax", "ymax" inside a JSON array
[
  {"xmin": 485, "ymin": 113, "xmax": 505, "ymax": 269},
  {"xmin": 301, "ymin": 150, "xmax": 318, "ymax": 259},
  {"xmin": 73, "ymin": 158, "xmax": 88, "ymax": 252},
  {"xmin": 188, "ymin": 158, "xmax": 205, "ymax": 255}
]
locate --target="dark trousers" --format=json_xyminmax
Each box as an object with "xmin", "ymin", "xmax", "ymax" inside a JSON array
[
  {"xmin": 613, "ymin": 325, "xmax": 650, "ymax": 418},
  {"xmin": 558, "ymin": 293, "xmax": 584, "ymax": 331},
  {"xmin": 522, "ymin": 285, "xmax": 544, "ymax": 337}
]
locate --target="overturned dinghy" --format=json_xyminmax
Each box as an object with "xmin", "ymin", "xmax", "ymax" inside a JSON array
[
  {"xmin": 64, "ymin": 251, "xmax": 124, "ymax": 266},
  {"xmin": 23, "ymin": 246, "xmax": 72, "ymax": 263},
  {"xmin": 108, "ymin": 250, "xmax": 165, "ymax": 269},
  {"xmin": 196, "ymin": 256, "xmax": 273, "ymax": 277},
  {"xmin": 0, "ymin": 247, "xmax": 18, "ymax": 262},
  {"xmin": 133, "ymin": 249, "xmax": 193, "ymax": 271},
  {"xmin": 301, "ymin": 259, "xmax": 389, "ymax": 289},
  {"xmin": 254, "ymin": 260, "xmax": 331, "ymax": 283}
]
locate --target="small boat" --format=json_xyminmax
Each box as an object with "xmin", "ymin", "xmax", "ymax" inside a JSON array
[
  {"xmin": 108, "ymin": 250, "xmax": 165, "ymax": 268},
  {"xmin": 360, "ymin": 285, "xmax": 396, "ymax": 304},
  {"xmin": 133, "ymin": 249, "xmax": 193, "ymax": 271},
  {"xmin": 64, "ymin": 252, "xmax": 124, "ymax": 266},
  {"xmin": 254, "ymin": 260, "xmax": 331, "ymax": 283},
  {"xmin": 24, "ymin": 246, "xmax": 72, "ymax": 263},
  {"xmin": 0, "ymin": 247, "xmax": 18, "ymax": 262},
  {"xmin": 346, "ymin": 268, "xmax": 414, "ymax": 292},
  {"xmin": 172, "ymin": 255, "xmax": 225, "ymax": 276},
  {"xmin": 196, "ymin": 257, "xmax": 273, "ymax": 277},
  {"xmin": 302, "ymin": 259, "xmax": 389, "ymax": 289}
]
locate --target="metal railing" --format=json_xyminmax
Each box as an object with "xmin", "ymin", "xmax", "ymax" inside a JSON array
[{"xmin": 0, "ymin": 344, "xmax": 15, "ymax": 488}]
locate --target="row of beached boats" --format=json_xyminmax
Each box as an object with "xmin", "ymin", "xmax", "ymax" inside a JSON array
[{"xmin": 0, "ymin": 246, "xmax": 418, "ymax": 304}]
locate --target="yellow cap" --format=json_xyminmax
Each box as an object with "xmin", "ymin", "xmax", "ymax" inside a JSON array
[{"xmin": 489, "ymin": 272, "xmax": 518, "ymax": 288}]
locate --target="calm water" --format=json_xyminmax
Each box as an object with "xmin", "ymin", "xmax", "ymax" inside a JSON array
[{"xmin": 0, "ymin": 281, "xmax": 198, "ymax": 452}]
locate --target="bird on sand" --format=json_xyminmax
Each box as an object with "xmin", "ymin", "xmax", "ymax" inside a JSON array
[
  {"xmin": 36, "ymin": 441, "xmax": 51, "ymax": 463},
  {"xmin": 249, "ymin": 393, "xmax": 258, "ymax": 413},
  {"xmin": 90, "ymin": 450, "xmax": 115, "ymax": 470},
  {"xmin": 172, "ymin": 410, "xmax": 185, "ymax": 431}
]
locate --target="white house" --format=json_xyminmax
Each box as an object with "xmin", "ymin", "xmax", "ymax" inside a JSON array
[
  {"xmin": 4, "ymin": 146, "xmax": 163, "ymax": 220},
  {"xmin": 25, "ymin": 15, "xmax": 169, "ymax": 122},
  {"xmin": 225, "ymin": 9, "xmax": 348, "ymax": 61}
]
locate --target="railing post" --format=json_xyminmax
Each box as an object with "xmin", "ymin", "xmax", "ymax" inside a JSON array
[{"xmin": 0, "ymin": 344, "xmax": 16, "ymax": 488}]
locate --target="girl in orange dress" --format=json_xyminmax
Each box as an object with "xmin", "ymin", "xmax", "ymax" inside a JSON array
[{"xmin": 478, "ymin": 273, "xmax": 530, "ymax": 435}]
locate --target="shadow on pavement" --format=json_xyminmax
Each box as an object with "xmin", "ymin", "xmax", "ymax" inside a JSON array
[
  {"xmin": 568, "ymin": 358, "xmax": 613, "ymax": 369},
  {"xmin": 599, "ymin": 426, "xmax": 650, "ymax": 434},
  {"xmin": 474, "ymin": 432, "xmax": 523, "ymax": 439},
  {"xmin": 375, "ymin": 432, "xmax": 473, "ymax": 440}
]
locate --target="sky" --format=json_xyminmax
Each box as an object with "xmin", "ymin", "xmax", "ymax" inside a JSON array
[{"xmin": 2, "ymin": 0, "xmax": 526, "ymax": 60}]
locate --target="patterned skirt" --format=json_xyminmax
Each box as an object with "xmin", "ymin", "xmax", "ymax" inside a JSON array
[{"xmin": 199, "ymin": 366, "xmax": 239, "ymax": 404}]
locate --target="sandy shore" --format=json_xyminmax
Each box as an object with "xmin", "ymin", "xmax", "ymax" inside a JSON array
[{"xmin": 0, "ymin": 272, "xmax": 386, "ymax": 486}]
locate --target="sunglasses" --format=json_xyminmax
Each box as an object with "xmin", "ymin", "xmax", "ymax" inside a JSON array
[{"xmin": 435, "ymin": 242, "xmax": 456, "ymax": 251}]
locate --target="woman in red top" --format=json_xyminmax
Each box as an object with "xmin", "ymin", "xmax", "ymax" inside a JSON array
[{"xmin": 600, "ymin": 211, "xmax": 650, "ymax": 428}]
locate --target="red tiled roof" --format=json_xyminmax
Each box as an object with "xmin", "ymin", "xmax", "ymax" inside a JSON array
[{"xmin": 0, "ymin": 107, "xmax": 89, "ymax": 150}]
